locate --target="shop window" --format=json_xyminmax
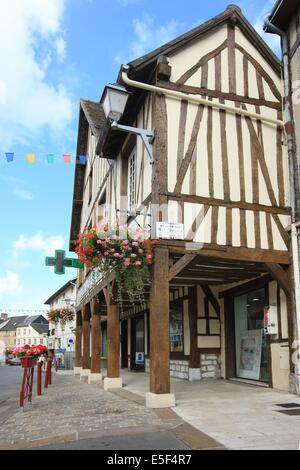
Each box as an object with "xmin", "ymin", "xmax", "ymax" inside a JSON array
[{"xmin": 170, "ymin": 301, "xmax": 184, "ymax": 353}]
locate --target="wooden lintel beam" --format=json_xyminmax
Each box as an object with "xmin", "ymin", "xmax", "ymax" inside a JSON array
[
  {"xmin": 169, "ymin": 254, "xmax": 196, "ymax": 280},
  {"xmin": 264, "ymin": 263, "xmax": 291, "ymax": 298},
  {"xmin": 201, "ymin": 285, "xmax": 221, "ymax": 319},
  {"xmin": 165, "ymin": 192, "xmax": 290, "ymax": 216},
  {"xmin": 159, "ymin": 241, "xmax": 290, "ymax": 265}
]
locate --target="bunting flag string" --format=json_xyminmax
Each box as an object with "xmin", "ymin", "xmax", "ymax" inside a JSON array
[{"xmin": 2, "ymin": 153, "xmax": 87, "ymax": 165}]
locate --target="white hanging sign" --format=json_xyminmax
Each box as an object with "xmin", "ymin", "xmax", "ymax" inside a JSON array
[{"xmin": 156, "ymin": 222, "xmax": 184, "ymax": 240}]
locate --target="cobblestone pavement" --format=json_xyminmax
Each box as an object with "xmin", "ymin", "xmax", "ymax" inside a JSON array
[{"xmin": 0, "ymin": 372, "xmax": 164, "ymax": 448}]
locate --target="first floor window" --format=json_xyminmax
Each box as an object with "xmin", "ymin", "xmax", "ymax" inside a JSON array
[
  {"xmin": 128, "ymin": 149, "xmax": 136, "ymax": 211},
  {"xmin": 170, "ymin": 301, "xmax": 184, "ymax": 353}
]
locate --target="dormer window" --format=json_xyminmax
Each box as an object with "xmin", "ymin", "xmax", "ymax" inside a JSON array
[{"xmin": 128, "ymin": 148, "xmax": 136, "ymax": 211}]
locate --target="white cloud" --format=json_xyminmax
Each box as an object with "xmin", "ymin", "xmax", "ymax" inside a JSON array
[
  {"xmin": 115, "ymin": 14, "xmax": 183, "ymax": 64},
  {"xmin": 236, "ymin": 0, "xmax": 281, "ymax": 56},
  {"xmin": 13, "ymin": 189, "xmax": 34, "ymax": 201},
  {"xmin": 13, "ymin": 234, "xmax": 65, "ymax": 255},
  {"xmin": 55, "ymin": 37, "xmax": 66, "ymax": 62},
  {"xmin": 0, "ymin": 271, "xmax": 24, "ymax": 296},
  {"xmin": 252, "ymin": 1, "xmax": 281, "ymax": 55},
  {"xmin": 0, "ymin": 0, "xmax": 74, "ymax": 147}
]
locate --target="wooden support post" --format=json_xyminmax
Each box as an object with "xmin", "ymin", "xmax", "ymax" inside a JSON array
[
  {"xmin": 103, "ymin": 286, "xmax": 122, "ymax": 390},
  {"xmin": 89, "ymin": 297, "xmax": 102, "ymax": 384},
  {"xmin": 146, "ymin": 247, "xmax": 175, "ymax": 408},
  {"xmin": 37, "ymin": 362, "xmax": 42, "ymax": 396},
  {"xmin": 188, "ymin": 286, "xmax": 200, "ymax": 380},
  {"xmin": 74, "ymin": 311, "xmax": 82, "ymax": 373},
  {"xmin": 81, "ymin": 304, "xmax": 91, "ymax": 376}
]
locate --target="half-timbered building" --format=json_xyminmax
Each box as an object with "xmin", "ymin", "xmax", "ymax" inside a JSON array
[{"xmin": 70, "ymin": 5, "xmax": 297, "ymax": 407}]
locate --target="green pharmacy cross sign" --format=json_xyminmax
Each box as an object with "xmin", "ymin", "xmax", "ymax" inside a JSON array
[{"xmin": 45, "ymin": 250, "xmax": 84, "ymax": 275}]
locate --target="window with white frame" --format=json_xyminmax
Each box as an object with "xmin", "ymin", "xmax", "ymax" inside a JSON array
[{"xmin": 128, "ymin": 149, "xmax": 136, "ymax": 211}]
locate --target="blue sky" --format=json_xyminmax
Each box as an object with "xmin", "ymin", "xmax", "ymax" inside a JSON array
[{"xmin": 0, "ymin": 0, "xmax": 280, "ymax": 313}]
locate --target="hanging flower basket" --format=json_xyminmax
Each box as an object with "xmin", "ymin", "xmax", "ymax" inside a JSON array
[
  {"xmin": 74, "ymin": 224, "xmax": 158, "ymax": 309},
  {"xmin": 20, "ymin": 356, "xmax": 36, "ymax": 368},
  {"xmin": 13, "ymin": 344, "xmax": 48, "ymax": 367},
  {"xmin": 47, "ymin": 308, "xmax": 75, "ymax": 327}
]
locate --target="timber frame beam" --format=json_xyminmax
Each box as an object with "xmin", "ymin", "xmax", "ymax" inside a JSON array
[
  {"xmin": 161, "ymin": 241, "xmax": 290, "ymax": 265},
  {"xmin": 169, "ymin": 254, "xmax": 196, "ymax": 281},
  {"xmin": 201, "ymin": 285, "xmax": 221, "ymax": 319},
  {"xmin": 264, "ymin": 263, "xmax": 292, "ymax": 298}
]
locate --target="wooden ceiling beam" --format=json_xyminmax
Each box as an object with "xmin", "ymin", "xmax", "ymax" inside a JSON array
[
  {"xmin": 169, "ymin": 254, "xmax": 197, "ymax": 281},
  {"xmin": 264, "ymin": 263, "xmax": 291, "ymax": 298}
]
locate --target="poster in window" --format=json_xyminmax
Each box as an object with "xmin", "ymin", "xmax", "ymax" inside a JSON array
[{"xmin": 238, "ymin": 329, "xmax": 263, "ymax": 380}]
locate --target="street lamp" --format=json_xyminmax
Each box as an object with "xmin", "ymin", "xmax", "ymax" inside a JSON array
[
  {"xmin": 64, "ymin": 297, "xmax": 72, "ymax": 307},
  {"xmin": 100, "ymin": 82, "xmax": 155, "ymax": 163}
]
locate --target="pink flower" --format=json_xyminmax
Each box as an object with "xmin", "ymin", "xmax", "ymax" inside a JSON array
[
  {"xmin": 121, "ymin": 240, "xmax": 129, "ymax": 246},
  {"xmin": 136, "ymin": 261, "xmax": 142, "ymax": 266},
  {"xmin": 114, "ymin": 235, "xmax": 120, "ymax": 241},
  {"xmin": 114, "ymin": 253, "xmax": 121, "ymax": 258},
  {"xmin": 132, "ymin": 241, "xmax": 139, "ymax": 247},
  {"xmin": 138, "ymin": 249, "xmax": 143, "ymax": 254},
  {"xmin": 124, "ymin": 258, "xmax": 131, "ymax": 266},
  {"xmin": 104, "ymin": 251, "xmax": 109, "ymax": 256},
  {"xmin": 131, "ymin": 253, "xmax": 137, "ymax": 258},
  {"xmin": 97, "ymin": 240, "xmax": 102, "ymax": 244}
]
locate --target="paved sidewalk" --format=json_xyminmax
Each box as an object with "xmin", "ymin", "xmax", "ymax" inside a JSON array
[
  {"xmin": 120, "ymin": 371, "xmax": 300, "ymax": 450},
  {"xmin": 0, "ymin": 371, "xmax": 222, "ymax": 450}
]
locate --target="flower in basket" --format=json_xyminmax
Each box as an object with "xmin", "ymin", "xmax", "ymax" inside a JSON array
[
  {"xmin": 74, "ymin": 224, "xmax": 159, "ymax": 308},
  {"xmin": 47, "ymin": 308, "xmax": 74, "ymax": 327},
  {"xmin": 12, "ymin": 344, "xmax": 48, "ymax": 358},
  {"xmin": 4, "ymin": 347, "xmax": 13, "ymax": 357}
]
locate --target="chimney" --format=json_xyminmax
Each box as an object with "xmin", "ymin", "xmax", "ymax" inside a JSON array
[{"xmin": 0, "ymin": 313, "xmax": 8, "ymax": 321}]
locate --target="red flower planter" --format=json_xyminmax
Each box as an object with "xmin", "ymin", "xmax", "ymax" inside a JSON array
[{"xmin": 20, "ymin": 356, "xmax": 36, "ymax": 368}]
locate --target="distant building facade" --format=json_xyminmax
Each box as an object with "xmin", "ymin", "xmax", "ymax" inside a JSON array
[
  {"xmin": 44, "ymin": 279, "xmax": 76, "ymax": 369},
  {"xmin": 15, "ymin": 315, "xmax": 49, "ymax": 348},
  {"xmin": 0, "ymin": 314, "xmax": 27, "ymax": 363}
]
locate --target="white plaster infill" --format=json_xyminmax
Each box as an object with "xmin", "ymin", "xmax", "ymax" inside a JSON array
[
  {"xmin": 145, "ymin": 392, "xmax": 176, "ymax": 409},
  {"xmin": 188, "ymin": 368, "xmax": 201, "ymax": 382},
  {"xmin": 88, "ymin": 373, "xmax": 102, "ymax": 384},
  {"xmin": 73, "ymin": 367, "xmax": 82, "ymax": 375},
  {"xmin": 103, "ymin": 377, "xmax": 122, "ymax": 390}
]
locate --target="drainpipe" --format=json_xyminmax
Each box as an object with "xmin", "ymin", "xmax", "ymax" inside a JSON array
[
  {"xmin": 265, "ymin": 19, "xmax": 300, "ymax": 393},
  {"xmin": 121, "ymin": 67, "xmax": 283, "ymax": 127}
]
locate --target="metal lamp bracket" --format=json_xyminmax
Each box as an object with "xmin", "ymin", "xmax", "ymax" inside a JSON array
[{"xmin": 111, "ymin": 120, "xmax": 155, "ymax": 164}]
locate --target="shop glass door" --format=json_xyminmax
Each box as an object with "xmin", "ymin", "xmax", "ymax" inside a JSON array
[
  {"xmin": 131, "ymin": 317, "xmax": 145, "ymax": 371},
  {"xmin": 234, "ymin": 288, "xmax": 269, "ymax": 382}
]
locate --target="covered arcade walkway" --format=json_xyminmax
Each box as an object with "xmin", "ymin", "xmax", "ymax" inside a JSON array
[{"xmin": 116, "ymin": 370, "xmax": 300, "ymax": 450}]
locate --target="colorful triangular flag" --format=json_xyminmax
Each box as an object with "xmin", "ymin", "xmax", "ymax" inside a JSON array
[
  {"xmin": 26, "ymin": 153, "xmax": 35, "ymax": 164},
  {"xmin": 47, "ymin": 154, "xmax": 55, "ymax": 164},
  {"xmin": 5, "ymin": 152, "xmax": 14, "ymax": 162},
  {"xmin": 63, "ymin": 154, "xmax": 71, "ymax": 164},
  {"xmin": 79, "ymin": 155, "xmax": 86, "ymax": 165}
]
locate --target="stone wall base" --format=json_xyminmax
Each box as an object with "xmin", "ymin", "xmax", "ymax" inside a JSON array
[
  {"xmin": 80, "ymin": 369, "xmax": 90, "ymax": 381},
  {"xmin": 145, "ymin": 392, "xmax": 175, "ymax": 409},
  {"xmin": 88, "ymin": 373, "xmax": 102, "ymax": 384},
  {"xmin": 103, "ymin": 377, "xmax": 122, "ymax": 390},
  {"xmin": 73, "ymin": 366, "xmax": 82, "ymax": 375},
  {"xmin": 188, "ymin": 368, "xmax": 201, "ymax": 382},
  {"xmin": 145, "ymin": 354, "xmax": 221, "ymax": 381}
]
